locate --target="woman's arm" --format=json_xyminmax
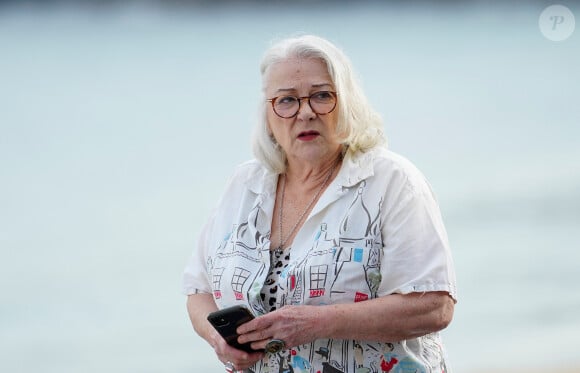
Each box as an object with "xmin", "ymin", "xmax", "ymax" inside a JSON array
[
  {"xmin": 186, "ymin": 293, "xmax": 264, "ymax": 370},
  {"xmin": 186, "ymin": 293, "xmax": 219, "ymax": 343},
  {"xmin": 324, "ymin": 291, "xmax": 454, "ymax": 341},
  {"xmin": 237, "ymin": 291, "xmax": 454, "ymax": 349}
]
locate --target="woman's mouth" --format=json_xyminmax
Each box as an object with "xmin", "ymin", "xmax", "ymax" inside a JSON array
[{"xmin": 297, "ymin": 131, "xmax": 320, "ymax": 141}]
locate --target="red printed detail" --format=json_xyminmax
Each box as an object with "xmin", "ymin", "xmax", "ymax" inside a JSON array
[
  {"xmin": 355, "ymin": 292, "xmax": 369, "ymax": 302},
  {"xmin": 381, "ymin": 356, "xmax": 398, "ymax": 372},
  {"xmin": 214, "ymin": 290, "xmax": 222, "ymax": 299},
  {"xmin": 309, "ymin": 289, "xmax": 325, "ymax": 297},
  {"xmin": 234, "ymin": 291, "xmax": 244, "ymax": 300},
  {"xmin": 290, "ymin": 275, "xmax": 296, "ymax": 290}
]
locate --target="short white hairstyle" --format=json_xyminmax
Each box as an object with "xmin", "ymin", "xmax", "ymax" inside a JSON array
[{"xmin": 252, "ymin": 34, "xmax": 386, "ymax": 173}]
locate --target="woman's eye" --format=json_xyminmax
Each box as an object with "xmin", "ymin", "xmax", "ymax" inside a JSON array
[
  {"xmin": 278, "ymin": 96, "xmax": 298, "ymax": 105},
  {"xmin": 312, "ymin": 91, "xmax": 332, "ymax": 101}
]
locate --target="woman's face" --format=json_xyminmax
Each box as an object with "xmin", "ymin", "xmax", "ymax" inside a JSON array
[{"xmin": 264, "ymin": 57, "xmax": 342, "ymax": 166}]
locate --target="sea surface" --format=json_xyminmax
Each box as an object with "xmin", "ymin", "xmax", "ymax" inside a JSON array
[{"xmin": 1, "ymin": 1, "xmax": 579, "ymax": 372}]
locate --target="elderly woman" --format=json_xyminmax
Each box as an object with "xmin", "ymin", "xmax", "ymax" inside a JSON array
[{"xmin": 183, "ymin": 34, "xmax": 457, "ymax": 373}]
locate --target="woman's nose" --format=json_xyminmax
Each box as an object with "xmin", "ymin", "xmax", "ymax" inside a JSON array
[{"xmin": 296, "ymin": 97, "xmax": 316, "ymax": 120}]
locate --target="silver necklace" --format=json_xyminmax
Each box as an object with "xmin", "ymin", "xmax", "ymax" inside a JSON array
[{"xmin": 275, "ymin": 163, "xmax": 337, "ymax": 254}]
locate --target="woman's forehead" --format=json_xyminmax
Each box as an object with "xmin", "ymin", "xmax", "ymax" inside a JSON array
[{"xmin": 264, "ymin": 58, "xmax": 333, "ymax": 91}]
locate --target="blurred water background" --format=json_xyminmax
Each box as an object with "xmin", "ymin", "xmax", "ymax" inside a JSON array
[{"xmin": 1, "ymin": 1, "xmax": 579, "ymax": 372}]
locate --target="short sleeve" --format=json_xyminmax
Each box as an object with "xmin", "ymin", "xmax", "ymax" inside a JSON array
[
  {"xmin": 181, "ymin": 160, "xmax": 265, "ymax": 296},
  {"xmin": 377, "ymin": 167, "xmax": 457, "ymax": 301},
  {"xmin": 181, "ymin": 212, "xmax": 215, "ymax": 295}
]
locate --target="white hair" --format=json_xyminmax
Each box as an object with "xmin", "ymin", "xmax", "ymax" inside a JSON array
[{"xmin": 252, "ymin": 34, "xmax": 387, "ymax": 173}]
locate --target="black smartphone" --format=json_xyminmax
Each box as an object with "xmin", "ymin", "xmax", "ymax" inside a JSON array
[{"xmin": 207, "ymin": 305, "xmax": 258, "ymax": 353}]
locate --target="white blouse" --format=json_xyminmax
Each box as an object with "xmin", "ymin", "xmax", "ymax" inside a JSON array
[{"xmin": 183, "ymin": 146, "xmax": 457, "ymax": 373}]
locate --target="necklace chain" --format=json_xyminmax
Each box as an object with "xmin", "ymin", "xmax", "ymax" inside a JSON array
[{"xmin": 276, "ymin": 163, "xmax": 337, "ymax": 253}]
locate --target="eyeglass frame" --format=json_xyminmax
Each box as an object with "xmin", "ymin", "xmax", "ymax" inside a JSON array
[{"xmin": 266, "ymin": 91, "xmax": 338, "ymax": 118}]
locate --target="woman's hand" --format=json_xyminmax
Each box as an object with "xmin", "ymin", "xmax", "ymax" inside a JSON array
[
  {"xmin": 187, "ymin": 294, "xmax": 264, "ymax": 370},
  {"xmin": 236, "ymin": 305, "xmax": 323, "ymax": 351},
  {"xmin": 207, "ymin": 328, "xmax": 265, "ymax": 371}
]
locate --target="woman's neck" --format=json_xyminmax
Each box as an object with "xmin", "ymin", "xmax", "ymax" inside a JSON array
[{"xmin": 284, "ymin": 149, "xmax": 343, "ymax": 187}]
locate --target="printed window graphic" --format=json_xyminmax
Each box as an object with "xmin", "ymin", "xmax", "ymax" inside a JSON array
[
  {"xmin": 309, "ymin": 264, "xmax": 328, "ymax": 297},
  {"xmin": 212, "ymin": 268, "xmax": 225, "ymax": 299},
  {"xmin": 231, "ymin": 267, "xmax": 251, "ymax": 300}
]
